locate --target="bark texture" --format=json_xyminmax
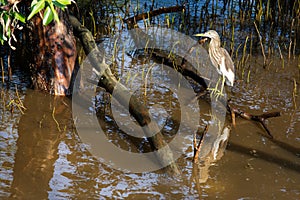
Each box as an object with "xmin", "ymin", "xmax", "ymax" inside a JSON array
[{"xmin": 26, "ymin": 9, "xmax": 77, "ymax": 96}]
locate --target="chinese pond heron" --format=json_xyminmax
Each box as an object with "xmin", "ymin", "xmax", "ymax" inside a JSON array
[{"xmin": 194, "ymin": 30, "xmax": 235, "ymax": 87}]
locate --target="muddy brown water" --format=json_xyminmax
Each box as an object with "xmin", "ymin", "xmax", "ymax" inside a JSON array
[{"xmin": 0, "ymin": 55, "xmax": 299, "ymax": 199}]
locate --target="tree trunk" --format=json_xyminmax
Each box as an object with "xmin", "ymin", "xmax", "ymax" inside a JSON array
[{"xmin": 26, "ymin": 8, "xmax": 77, "ymax": 96}]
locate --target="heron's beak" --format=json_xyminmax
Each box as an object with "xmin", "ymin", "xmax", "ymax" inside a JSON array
[{"xmin": 193, "ymin": 33, "xmax": 206, "ymax": 37}]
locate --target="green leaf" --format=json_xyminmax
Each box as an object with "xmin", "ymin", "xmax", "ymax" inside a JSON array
[
  {"xmin": 54, "ymin": 0, "xmax": 71, "ymax": 6},
  {"xmin": 5, "ymin": 22, "xmax": 11, "ymax": 37},
  {"xmin": 27, "ymin": 0, "xmax": 45, "ymax": 20},
  {"xmin": 13, "ymin": 12, "xmax": 26, "ymax": 23},
  {"xmin": 31, "ymin": 0, "xmax": 39, "ymax": 8},
  {"xmin": 0, "ymin": 26, "xmax": 5, "ymax": 44},
  {"xmin": 0, "ymin": 15, "xmax": 8, "ymax": 42},
  {"xmin": 52, "ymin": 1, "xmax": 67, "ymax": 9},
  {"xmin": 3, "ymin": 13, "xmax": 10, "ymax": 32},
  {"xmin": 49, "ymin": 2, "xmax": 59, "ymax": 23},
  {"xmin": 42, "ymin": 6, "xmax": 53, "ymax": 25}
]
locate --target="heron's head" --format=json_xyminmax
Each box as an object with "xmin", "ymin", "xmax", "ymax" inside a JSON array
[{"xmin": 194, "ymin": 30, "xmax": 220, "ymax": 41}]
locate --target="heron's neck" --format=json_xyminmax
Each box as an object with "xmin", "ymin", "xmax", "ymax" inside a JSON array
[{"xmin": 210, "ymin": 39, "xmax": 221, "ymax": 48}]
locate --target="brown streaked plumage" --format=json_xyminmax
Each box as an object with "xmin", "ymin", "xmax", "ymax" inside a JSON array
[{"xmin": 194, "ymin": 30, "xmax": 235, "ymax": 86}]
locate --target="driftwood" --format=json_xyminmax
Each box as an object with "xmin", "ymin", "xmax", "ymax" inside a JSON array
[
  {"xmin": 228, "ymin": 104, "xmax": 281, "ymax": 138},
  {"xmin": 69, "ymin": 15, "xmax": 180, "ymax": 175}
]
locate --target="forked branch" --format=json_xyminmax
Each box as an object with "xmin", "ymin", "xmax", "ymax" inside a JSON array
[{"xmin": 228, "ymin": 104, "xmax": 280, "ymax": 138}]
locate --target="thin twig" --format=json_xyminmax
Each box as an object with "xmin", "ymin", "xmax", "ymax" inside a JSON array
[{"xmin": 193, "ymin": 125, "xmax": 208, "ymax": 163}]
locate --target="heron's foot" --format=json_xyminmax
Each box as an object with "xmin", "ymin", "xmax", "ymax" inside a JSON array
[
  {"xmin": 207, "ymin": 76, "xmax": 226, "ymax": 100},
  {"xmin": 215, "ymin": 91, "xmax": 224, "ymax": 100},
  {"xmin": 207, "ymin": 87, "xmax": 224, "ymax": 100}
]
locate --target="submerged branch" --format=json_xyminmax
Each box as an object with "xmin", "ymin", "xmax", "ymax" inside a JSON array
[{"xmin": 228, "ymin": 104, "xmax": 281, "ymax": 138}]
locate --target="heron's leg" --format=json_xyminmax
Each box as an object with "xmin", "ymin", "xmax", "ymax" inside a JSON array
[{"xmin": 220, "ymin": 75, "xmax": 225, "ymax": 95}]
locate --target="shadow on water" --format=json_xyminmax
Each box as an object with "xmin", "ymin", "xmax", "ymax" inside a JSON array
[
  {"xmin": 228, "ymin": 141, "xmax": 300, "ymax": 173},
  {"xmin": 269, "ymin": 138, "xmax": 300, "ymax": 158}
]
